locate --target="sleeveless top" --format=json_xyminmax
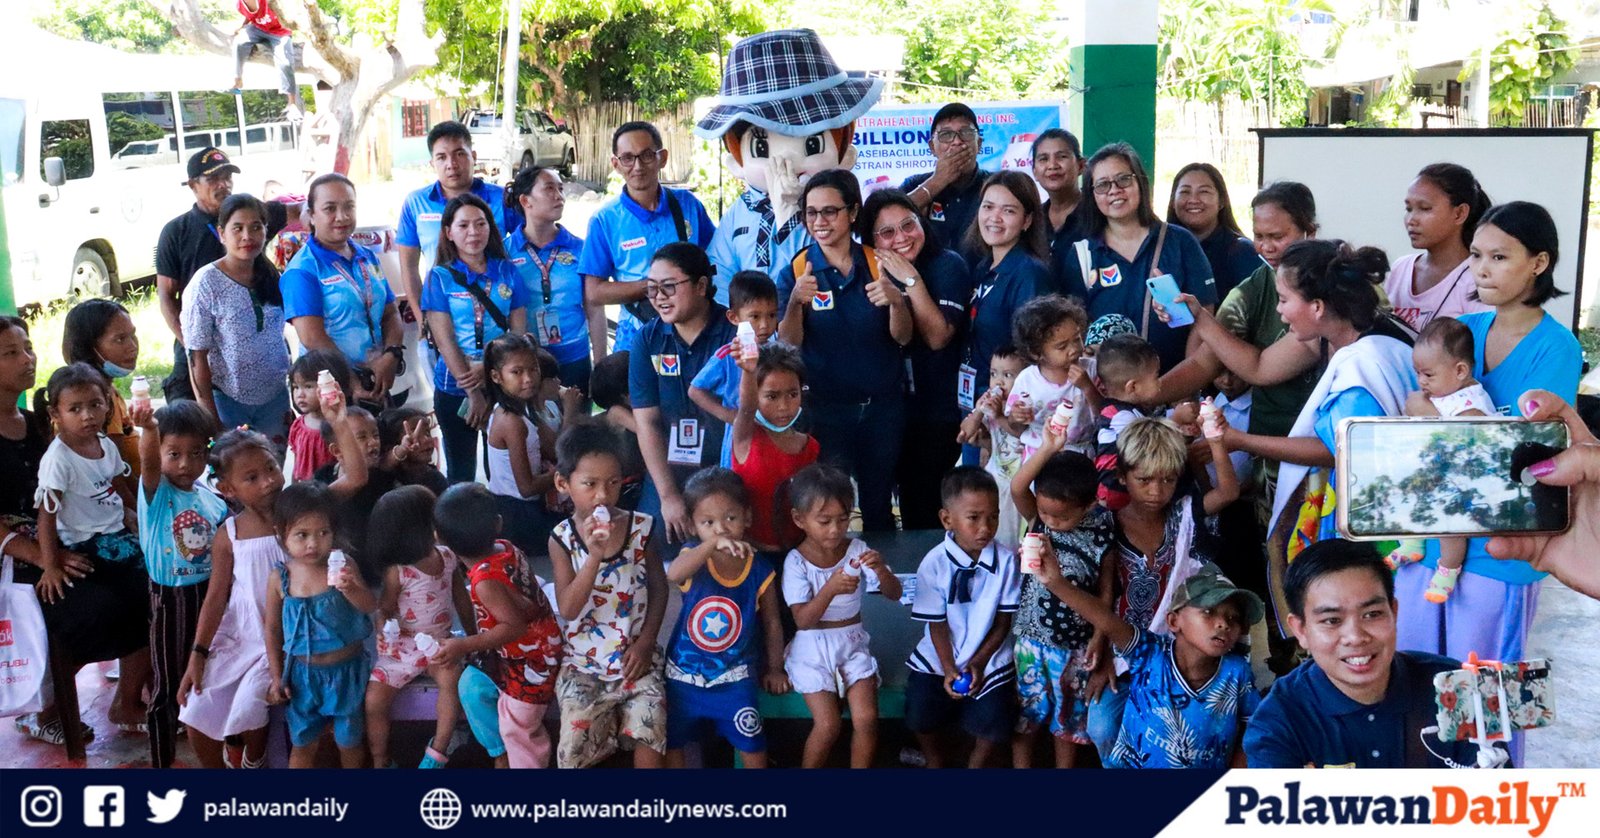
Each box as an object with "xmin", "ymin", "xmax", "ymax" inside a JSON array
[
  {"xmin": 551, "ymin": 511, "xmax": 654, "ymax": 680},
  {"xmin": 666, "ymin": 552, "xmax": 773, "ymax": 687},
  {"xmin": 486, "ymin": 408, "xmax": 542, "ymax": 500},
  {"xmin": 280, "ymin": 550, "xmax": 371, "ymax": 658},
  {"xmin": 731, "ymin": 429, "xmax": 818, "ymax": 549}
]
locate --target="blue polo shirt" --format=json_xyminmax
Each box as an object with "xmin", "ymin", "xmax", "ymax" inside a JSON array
[
  {"xmin": 396, "ymin": 178, "xmax": 510, "ymax": 279},
  {"xmin": 628, "ymin": 303, "xmax": 737, "ymax": 477},
  {"xmin": 419, "ymin": 258, "xmax": 529, "ymax": 395},
  {"xmin": 901, "ymin": 168, "xmax": 991, "ymax": 259},
  {"xmin": 281, "ymin": 236, "xmax": 395, "ymax": 364},
  {"xmin": 1197, "ymin": 227, "xmax": 1266, "ymax": 300},
  {"xmin": 907, "ymin": 248, "xmax": 974, "ymax": 423},
  {"xmin": 577, "ymin": 185, "xmax": 715, "ymax": 340},
  {"xmin": 774, "ymin": 242, "xmax": 905, "ymax": 403},
  {"xmin": 1244, "ymin": 651, "xmax": 1481, "ymax": 768},
  {"xmin": 1056, "ymin": 223, "xmax": 1217, "ymax": 372},
  {"xmin": 505, "ymin": 224, "xmax": 590, "ymax": 366},
  {"xmin": 966, "ymin": 248, "xmax": 1052, "ymax": 395}
]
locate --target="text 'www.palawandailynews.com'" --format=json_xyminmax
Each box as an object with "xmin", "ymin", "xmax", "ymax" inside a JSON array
[{"xmin": 468, "ymin": 798, "xmax": 788, "ymax": 824}]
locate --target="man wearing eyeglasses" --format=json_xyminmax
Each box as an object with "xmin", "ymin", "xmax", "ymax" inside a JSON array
[
  {"xmin": 900, "ymin": 103, "xmax": 992, "ymax": 260},
  {"xmin": 156, "ymin": 147, "xmax": 296, "ymax": 402},
  {"xmin": 578, "ymin": 121, "xmax": 716, "ymax": 355}
]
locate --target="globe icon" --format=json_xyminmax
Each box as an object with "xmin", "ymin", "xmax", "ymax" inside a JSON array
[{"xmin": 419, "ymin": 788, "xmax": 462, "ymax": 830}]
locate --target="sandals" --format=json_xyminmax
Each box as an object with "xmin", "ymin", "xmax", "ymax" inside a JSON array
[
  {"xmin": 418, "ymin": 744, "xmax": 449, "ymax": 769},
  {"xmin": 14, "ymin": 714, "xmax": 95, "ymax": 746}
]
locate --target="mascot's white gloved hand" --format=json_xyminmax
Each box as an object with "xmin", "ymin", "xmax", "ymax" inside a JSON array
[{"xmin": 770, "ymin": 151, "xmax": 806, "ymax": 230}]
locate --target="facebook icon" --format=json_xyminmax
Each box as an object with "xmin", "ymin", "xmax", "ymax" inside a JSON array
[{"xmin": 83, "ymin": 786, "xmax": 124, "ymax": 827}]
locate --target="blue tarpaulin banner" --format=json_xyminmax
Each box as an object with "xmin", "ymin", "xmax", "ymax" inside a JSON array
[{"xmin": 850, "ymin": 100, "xmax": 1068, "ymax": 194}]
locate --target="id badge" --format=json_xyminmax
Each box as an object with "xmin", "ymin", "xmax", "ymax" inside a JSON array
[
  {"xmin": 957, "ymin": 363, "xmax": 977, "ymax": 411},
  {"xmin": 667, "ymin": 418, "xmax": 704, "ymax": 466},
  {"xmin": 535, "ymin": 308, "xmax": 562, "ymax": 345}
]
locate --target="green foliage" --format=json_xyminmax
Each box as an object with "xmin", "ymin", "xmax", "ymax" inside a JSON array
[
  {"xmin": 1159, "ymin": 0, "xmax": 1328, "ymax": 126},
  {"xmin": 425, "ymin": 0, "xmax": 771, "ymax": 115},
  {"xmin": 104, "ymin": 112, "xmax": 164, "ymax": 157},
  {"xmin": 1460, "ymin": 1, "xmax": 1577, "ymax": 125},
  {"xmin": 1361, "ymin": 62, "xmax": 1416, "ymax": 128},
  {"xmin": 35, "ymin": 0, "xmax": 181, "ymax": 54}
]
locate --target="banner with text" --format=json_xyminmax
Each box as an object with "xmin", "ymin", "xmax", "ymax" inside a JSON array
[{"xmin": 850, "ymin": 100, "xmax": 1067, "ymax": 195}]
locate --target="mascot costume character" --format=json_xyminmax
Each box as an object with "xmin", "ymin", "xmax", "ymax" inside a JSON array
[{"xmin": 697, "ymin": 29, "xmax": 883, "ymax": 299}]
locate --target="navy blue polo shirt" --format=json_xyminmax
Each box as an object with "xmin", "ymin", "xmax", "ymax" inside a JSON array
[
  {"xmin": 1244, "ymin": 651, "xmax": 1482, "ymax": 768},
  {"xmin": 901, "ymin": 168, "xmax": 991, "ymax": 259},
  {"xmin": 1197, "ymin": 227, "xmax": 1267, "ymax": 300},
  {"xmin": 907, "ymin": 248, "xmax": 974, "ymax": 423},
  {"xmin": 1044, "ymin": 198, "xmax": 1090, "ymax": 269},
  {"xmin": 774, "ymin": 242, "xmax": 906, "ymax": 403},
  {"xmin": 1056, "ymin": 222, "xmax": 1216, "ymax": 373},
  {"xmin": 628, "ymin": 303, "xmax": 737, "ymax": 474},
  {"xmin": 966, "ymin": 248, "xmax": 1052, "ymax": 394}
]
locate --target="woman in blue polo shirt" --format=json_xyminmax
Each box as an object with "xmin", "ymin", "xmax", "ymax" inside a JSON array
[
  {"xmin": 1166, "ymin": 162, "xmax": 1263, "ymax": 300},
  {"xmin": 776, "ymin": 170, "xmax": 913, "ymax": 532},
  {"xmin": 505, "ymin": 166, "xmax": 598, "ymax": 395},
  {"xmin": 860, "ymin": 188, "xmax": 973, "ymax": 530},
  {"xmin": 281, "ymin": 174, "xmax": 406, "ymax": 405},
  {"xmin": 1057, "ymin": 143, "xmax": 1216, "ymax": 372},
  {"xmin": 420, "ymin": 194, "xmax": 529, "ymax": 483}
]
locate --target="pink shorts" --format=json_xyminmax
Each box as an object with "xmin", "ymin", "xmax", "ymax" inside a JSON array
[
  {"xmin": 498, "ymin": 693, "xmax": 552, "ymax": 768},
  {"xmin": 369, "ymin": 633, "xmax": 442, "ymax": 689}
]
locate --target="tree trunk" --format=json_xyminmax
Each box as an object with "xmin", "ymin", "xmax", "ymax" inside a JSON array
[{"xmin": 151, "ymin": 0, "xmax": 441, "ymax": 177}]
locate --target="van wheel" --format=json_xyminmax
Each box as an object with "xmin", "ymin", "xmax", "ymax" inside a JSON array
[
  {"xmin": 71, "ymin": 247, "xmax": 117, "ymax": 298},
  {"xmin": 560, "ymin": 148, "xmax": 575, "ymax": 178}
]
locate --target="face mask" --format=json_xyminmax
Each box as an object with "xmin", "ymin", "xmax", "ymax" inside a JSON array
[
  {"xmin": 101, "ymin": 359, "xmax": 134, "ymax": 379},
  {"xmin": 755, "ymin": 407, "xmax": 802, "ymax": 434}
]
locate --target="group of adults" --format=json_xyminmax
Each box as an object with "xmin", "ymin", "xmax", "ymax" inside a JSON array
[{"xmin": 3, "ymin": 80, "xmax": 1592, "ymax": 764}]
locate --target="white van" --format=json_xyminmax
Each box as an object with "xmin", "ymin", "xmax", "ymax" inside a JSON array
[{"xmin": 0, "ymin": 27, "xmax": 303, "ymax": 307}]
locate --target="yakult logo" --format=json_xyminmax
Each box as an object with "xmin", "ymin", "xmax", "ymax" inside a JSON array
[{"xmin": 0, "ymin": 619, "xmax": 12, "ymax": 646}]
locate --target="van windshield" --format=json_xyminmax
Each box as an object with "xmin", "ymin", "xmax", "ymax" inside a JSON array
[{"xmin": 0, "ymin": 98, "xmax": 22, "ymax": 185}]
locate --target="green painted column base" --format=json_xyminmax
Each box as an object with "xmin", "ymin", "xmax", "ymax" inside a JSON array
[{"xmin": 1069, "ymin": 43, "xmax": 1158, "ymax": 170}]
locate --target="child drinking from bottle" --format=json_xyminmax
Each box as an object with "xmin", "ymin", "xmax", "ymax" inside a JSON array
[{"xmin": 1004, "ymin": 295, "xmax": 1095, "ymax": 461}]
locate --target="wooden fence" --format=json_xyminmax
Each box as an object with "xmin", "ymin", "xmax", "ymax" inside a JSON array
[{"xmin": 564, "ymin": 100, "xmax": 699, "ymax": 185}]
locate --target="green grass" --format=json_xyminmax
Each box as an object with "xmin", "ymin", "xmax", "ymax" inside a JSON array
[{"xmin": 25, "ymin": 288, "xmax": 176, "ymax": 402}]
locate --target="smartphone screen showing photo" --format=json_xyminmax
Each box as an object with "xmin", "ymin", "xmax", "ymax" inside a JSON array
[{"xmin": 1338, "ymin": 418, "xmax": 1569, "ymax": 539}]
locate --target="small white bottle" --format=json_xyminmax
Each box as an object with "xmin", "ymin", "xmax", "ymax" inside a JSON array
[
  {"xmin": 130, "ymin": 376, "xmax": 151, "ymax": 413},
  {"xmin": 1046, "ymin": 400, "xmax": 1076, "ymax": 438},
  {"xmin": 1199, "ymin": 398, "xmax": 1222, "ymax": 440},
  {"xmin": 414, "ymin": 632, "xmax": 441, "ymax": 658},
  {"xmin": 979, "ymin": 385, "xmax": 1005, "ymax": 419},
  {"xmin": 842, "ymin": 553, "xmax": 864, "ymax": 578},
  {"xmin": 317, "ymin": 369, "xmax": 340, "ymax": 406},
  {"xmin": 326, "ymin": 550, "xmax": 347, "ymax": 586},
  {"xmin": 382, "ymin": 618, "xmax": 400, "ymax": 647},
  {"xmin": 736, "ymin": 321, "xmax": 759, "ymax": 360},
  {"xmin": 590, "ymin": 505, "xmax": 612, "ymax": 542},
  {"xmin": 1019, "ymin": 532, "xmax": 1046, "ymax": 575}
]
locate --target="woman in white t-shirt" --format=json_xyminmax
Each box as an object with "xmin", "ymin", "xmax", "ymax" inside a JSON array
[{"xmin": 1384, "ymin": 163, "xmax": 1492, "ymax": 333}]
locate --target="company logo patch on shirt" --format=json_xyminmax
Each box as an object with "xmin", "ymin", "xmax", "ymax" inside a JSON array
[
  {"xmin": 418, "ymin": 212, "xmax": 442, "ymax": 222},
  {"xmin": 319, "ymin": 275, "xmax": 344, "ymax": 286},
  {"xmin": 653, "ymin": 354, "xmax": 681, "ymax": 376},
  {"xmin": 929, "ymin": 202, "xmax": 946, "ymax": 222},
  {"xmin": 621, "ymin": 236, "xmax": 649, "ymax": 252},
  {"xmin": 1097, "ymin": 264, "xmax": 1122, "ymax": 288},
  {"xmin": 555, "ymin": 251, "xmax": 576, "ymax": 265},
  {"xmin": 811, "ymin": 291, "xmax": 834, "ymax": 311},
  {"xmin": 511, "ymin": 257, "xmax": 528, "ymax": 266},
  {"xmin": 497, "ymin": 283, "xmax": 513, "ymax": 300}
]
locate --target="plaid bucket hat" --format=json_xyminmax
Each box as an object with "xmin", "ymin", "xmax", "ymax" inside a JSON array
[{"xmin": 695, "ymin": 29, "xmax": 884, "ymax": 140}]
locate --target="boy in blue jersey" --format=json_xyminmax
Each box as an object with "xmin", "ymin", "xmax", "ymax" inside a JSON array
[
  {"xmin": 396, "ymin": 122, "xmax": 509, "ymax": 324},
  {"xmin": 579, "ymin": 121, "xmax": 715, "ymax": 353},
  {"xmin": 688, "ymin": 270, "xmax": 781, "ymax": 467},
  {"xmin": 663, "ymin": 468, "xmax": 789, "ymax": 767}
]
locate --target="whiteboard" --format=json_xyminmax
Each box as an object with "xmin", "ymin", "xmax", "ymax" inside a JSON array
[{"xmin": 1256, "ymin": 128, "xmax": 1594, "ymax": 330}]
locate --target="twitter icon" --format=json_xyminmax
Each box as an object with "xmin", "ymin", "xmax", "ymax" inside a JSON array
[{"xmin": 147, "ymin": 790, "xmax": 185, "ymax": 824}]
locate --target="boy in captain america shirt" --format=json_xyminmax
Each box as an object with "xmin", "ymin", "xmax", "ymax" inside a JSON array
[{"xmin": 663, "ymin": 468, "xmax": 789, "ymax": 767}]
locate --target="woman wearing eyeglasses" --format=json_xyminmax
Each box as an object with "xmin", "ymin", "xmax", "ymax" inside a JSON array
[
  {"xmin": 859, "ymin": 188, "xmax": 975, "ymax": 529},
  {"xmin": 1056, "ymin": 143, "xmax": 1217, "ymax": 373},
  {"xmin": 628, "ymin": 242, "xmax": 737, "ymax": 547},
  {"xmin": 776, "ymin": 170, "xmax": 914, "ymax": 532}
]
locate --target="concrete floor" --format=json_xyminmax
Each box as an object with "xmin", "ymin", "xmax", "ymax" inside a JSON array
[{"xmin": 5, "ymin": 574, "xmax": 1596, "ymax": 769}]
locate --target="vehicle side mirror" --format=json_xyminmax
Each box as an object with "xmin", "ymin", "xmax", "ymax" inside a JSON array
[{"xmin": 44, "ymin": 156, "xmax": 66, "ymax": 187}]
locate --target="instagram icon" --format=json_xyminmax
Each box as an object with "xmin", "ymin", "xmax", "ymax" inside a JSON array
[{"xmin": 20, "ymin": 786, "xmax": 62, "ymax": 827}]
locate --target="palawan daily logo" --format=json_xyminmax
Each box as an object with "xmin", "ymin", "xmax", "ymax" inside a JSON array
[{"xmin": 1226, "ymin": 780, "xmax": 1585, "ymax": 837}]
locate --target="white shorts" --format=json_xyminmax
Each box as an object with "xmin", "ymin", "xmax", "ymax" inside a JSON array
[{"xmin": 784, "ymin": 624, "xmax": 879, "ymax": 696}]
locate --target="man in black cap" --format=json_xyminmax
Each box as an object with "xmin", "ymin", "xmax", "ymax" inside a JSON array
[{"xmin": 154, "ymin": 147, "xmax": 296, "ymax": 401}]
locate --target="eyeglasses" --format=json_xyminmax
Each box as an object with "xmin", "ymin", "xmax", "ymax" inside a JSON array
[
  {"xmin": 935, "ymin": 128, "xmax": 980, "ymax": 144},
  {"xmin": 643, "ymin": 279, "xmax": 687, "ymax": 298},
  {"xmin": 873, "ymin": 217, "xmax": 921, "ymax": 241},
  {"xmin": 1092, "ymin": 173, "xmax": 1138, "ymax": 195},
  {"xmin": 614, "ymin": 149, "xmax": 662, "ymax": 169},
  {"xmin": 804, "ymin": 205, "xmax": 848, "ymax": 222}
]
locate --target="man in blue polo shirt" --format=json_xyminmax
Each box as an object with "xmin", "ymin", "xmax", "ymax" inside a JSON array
[
  {"xmin": 396, "ymin": 121, "xmax": 510, "ymax": 319},
  {"xmin": 579, "ymin": 121, "xmax": 715, "ymax": 354},
  {"xmin": 901, "ymin": 103, "xmax": 992, "ymax": 260},
  {"xmin": 1244, "ymin": 540, "xmax": 1492, "ymax": 769}
]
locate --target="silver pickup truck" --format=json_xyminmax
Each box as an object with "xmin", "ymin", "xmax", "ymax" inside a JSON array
[{"xmin": 464, "ymin": 108, "xmax": 576, "ymax": 179}]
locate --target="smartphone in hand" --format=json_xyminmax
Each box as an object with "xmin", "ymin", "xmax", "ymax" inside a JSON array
[{"xmin": 1147, "ymin": 274, "xmax": 1193, "ymax": 327}]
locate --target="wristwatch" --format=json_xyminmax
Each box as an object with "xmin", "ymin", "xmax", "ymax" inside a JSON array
[
  {"xmin": 382, "ymin": 344, "xmax": 407, "ymax": 374},
  {"xmin": 901, "ymin": 275, "xmax": 917, "ymax": 287}
]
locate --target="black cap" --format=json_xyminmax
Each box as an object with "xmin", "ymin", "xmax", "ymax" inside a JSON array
[{"xmin": 184, "ymin": 147, "xmax": 240, "ymax": 183}]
